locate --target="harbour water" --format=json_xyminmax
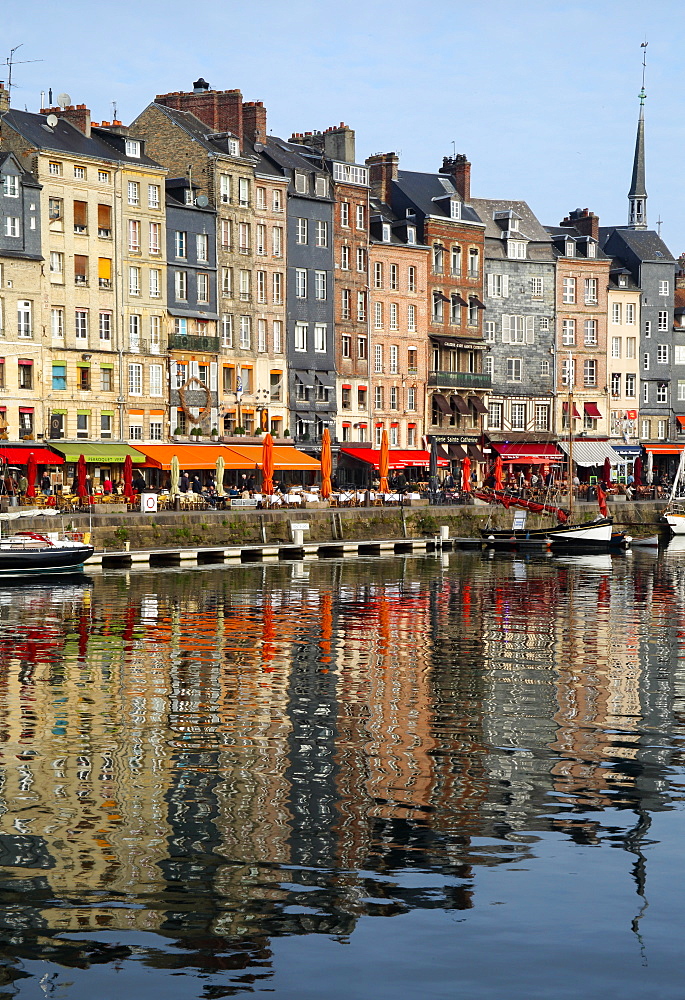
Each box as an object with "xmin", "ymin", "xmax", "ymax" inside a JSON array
[{"xmin": 1, "ymin": 547, "xmax": 685, "ymax": 998}]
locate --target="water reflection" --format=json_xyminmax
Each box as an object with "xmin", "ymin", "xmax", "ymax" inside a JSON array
[{"xmin": 0, "ymin": 551, "xmax": 684, "ymax": 996}]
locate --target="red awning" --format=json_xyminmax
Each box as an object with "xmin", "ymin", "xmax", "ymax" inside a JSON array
[
  {"xmin": 676, "ymin": 416, "xmax": 685, "ymax": 428},
  {"xmin": 493, "ymin": 443, "xmax": 563, "ymax": 464},
  {"xmin": 645, "ymin": 445, "xmax": 683, "ymax": 455},
  {"xmin": 0, "ymin": 447, "xmax": 64, "ymax": 465},
  {"xmin": 584, "ymin": 402, "xmax": 602, "ymax": 418},
  {"xmin": 562, "ymin": 402, "xmax": 582, "ymax": 418},
  {"xmin": 340, "ymin": 447, "xmax": 448, "ymax": 469}
]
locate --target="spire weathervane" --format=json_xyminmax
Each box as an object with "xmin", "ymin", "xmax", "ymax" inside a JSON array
[{"xmin": 628, "ymin": 41, "xmax": 648, "ymax": 229}]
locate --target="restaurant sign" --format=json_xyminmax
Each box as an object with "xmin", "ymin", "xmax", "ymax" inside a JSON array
[{"xmin": 428, "ymin": 434, "xmax": 480, "ymax": 445}]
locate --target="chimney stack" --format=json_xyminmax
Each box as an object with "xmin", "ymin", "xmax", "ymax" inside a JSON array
[
  {"xmin": 156, "ymin": 81, "xmax": 244, "ymax": 144},
  {"xmin": 0, "ymin": 82, "xmax": 9, "ymax": 116},
  {"xmin": 41, "ymin": 103, "xmax": 91, "ymax": 137},
  {"xmin": 366, "ymin": 152, "xmax": 399, "ymax": 206},
  {"xmin": 439, "ymin": 154, "xmax": 471, "ymax": 203},
  {"xmin": 242, "ymin": 101, "xmax": 267, "ymax": 146},
  {"xmin": 560, "ymin": 207, "xmax": 599, "ymax": 241}
]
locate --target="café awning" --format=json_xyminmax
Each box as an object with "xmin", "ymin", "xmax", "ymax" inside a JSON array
[
  {"xmin": 558, "ymin": 440, "xmax": 620, "ymax": 467},
  {"xmin": 49, "ymin": 444, "xmax": 145, "ymax": 464},
  {"xmin": 223, "ymin": 445, "xmax": 321, "ymax": 471},
  {"xmin": 432, "ymin": 393, "xmax": 452, "ymax": 415},
  {"xmin": 644, "ymin": 444, "xmax": 684, "ymax": 455},
  {"xmin": 450, "ymin": 395, "xmax": 470, "ymax": 415},
  {"xmin": 493, "ymin": 443, "xmax": 563, "ymax": 464},
  {"xmin": 0, "ymin": 446, "xmax": 64, "ymax": 465},
  {"xmin": 134, "ymin": 444, "xmax": 251, "ymax": 471},
  {"xmin": 340, "ymin": 448, "xmax": 448, "ymax": 469},
  {"xmin": 584, "ymin": 402, "xmax": 603, "ymax": 418}
]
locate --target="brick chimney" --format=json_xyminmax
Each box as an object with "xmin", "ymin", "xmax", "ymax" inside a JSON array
[
  {"xmin": 366, "ymin": 152, "xmax": 399, "ymax": 206},
  {"xmin": 242, "ymin": 101, "xmax": 267, "ymax": 145},
  {"xmin": 560, "ymin": 207, "xmax": 599, "ymax": 241},
  {"xmin": 0, "ymin": 82, "xmax": 9, "ymax": 116},
  {"xmin": 156, "ymin": 81, "xmax": 243, "ymax": 141},
  {"xmin": 41, "ymin": 103, "xmax": 91, "ymax": 137},
  {"xmin": 439, "ymin": 154, "xmax": 470, "ymax": 203},
  {"xmin": 290, "ymin": 123, "xmax": 356, "ymax": 163}
]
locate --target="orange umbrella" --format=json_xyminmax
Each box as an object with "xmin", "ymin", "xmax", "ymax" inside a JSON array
[
  {"xmin": 320, "ymin": 427, "xmax": 332, "ymax": 499},
  {"xmin": 26, "ymin": 452, "xmax": 37, "ymax": 498},
  {"xmin": 262, "ymin": 432, "xmax": 274, "ymax": 495},
  {"xmin": 379, "ymin": 429, "xmax": 389, "ymax": 494},
  {"xmin": 462, "ymin": 456, "xmax": 471, "ymax": 492},
  {"xmin": 494, "ymin": 455, "xmax": 503, "ymax": 490}
]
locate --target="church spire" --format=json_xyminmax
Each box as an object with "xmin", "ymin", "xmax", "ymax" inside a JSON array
[{"xmin": 628, "ymin": 42, "xmax": 648, "ymax": 229}]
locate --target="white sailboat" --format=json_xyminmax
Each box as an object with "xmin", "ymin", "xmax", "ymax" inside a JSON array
[{"xmin": 661, "ymin": 448, "xmax": 685, "ymax": 536}]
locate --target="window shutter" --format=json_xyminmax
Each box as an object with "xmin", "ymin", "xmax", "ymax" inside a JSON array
[
  {"xmin": 169, "ymin": 360, "xmax": 177, "ymax": 383},
  {"xmin": 189, "ymin": 360, "xmax": 199, "ymax": 380},
  {"xmin": 502, "ymin": 274, "xmax": 509, "ymax": 298},
  {"xmin": 502, "ymin": 315, "xmax": 510, "ymax": 343},
  {"xmin": 209, "ymin": 362, "xmax": 218, "ymax": 392},
  {"xmin": 74, "ymin": 255, "xmax": 87, "ymax": 277},
  {"xmin": 73, "ymin": 201, "xmax": 87, "ymax": 227},
  {"xmin": 98, "ymin": 257, "xmax": 111, "ymax": 280},
  {"xmin": 525, "ymin": 316, "xmax": 535, "ymax": 344},
  {"xmin": 97, "ymin": 204, "xmax": 111, "ymax": 228},
  {"xmin": 486, "ymin": 273, "xmax": 494, "ymax": 296}
]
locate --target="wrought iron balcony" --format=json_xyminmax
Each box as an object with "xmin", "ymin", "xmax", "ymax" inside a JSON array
[
  {"xmin": 168, "ymin": 333, "xmax": 221, "ymax": 353},
  {"xmin": 428, "ymin": 370, "xmax": 492, "ymax": 389}
]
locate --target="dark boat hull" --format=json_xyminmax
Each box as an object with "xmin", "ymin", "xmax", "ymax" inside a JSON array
[
  {"xmin": 0, "ymin": 545, "xmax": 94, "ymax": 576},
  {"xmin": 481, "ymin": 518, "xmax": 615, "ymax": 549}
]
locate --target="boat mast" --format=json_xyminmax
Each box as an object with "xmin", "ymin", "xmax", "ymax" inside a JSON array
[
  {"xmin": 568, "ymin": 352, "xmax": 574, "ymax": 520},
  {"xmin": 668, "ymin": 447, "xmax": 685, "ymax": 504}
]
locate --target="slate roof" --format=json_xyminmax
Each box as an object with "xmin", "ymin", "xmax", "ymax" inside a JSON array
[
  {"xmin": 368, "ymin": 196, "xmax": 429, "ymax": 247},
  {"xmin": 2, "ymin": 110, "xmax": 162, "ymax": 168},
  {"xmin": 607, "ymin": 258, "xmax": 640, "ymax": 290},
  {"xmin": 471, "ymin": 199, "xmax": 550, "ymax": 242},
  {"xmin": 0, "ymin": 151, "xmax": 41, "ymax": 188},
  {"xmin": 146, "ymin": 103, "xmax": 244, "ymax": 158},
  {"xmin": 545, "ymin": 225, "xmax": 610, "ymax": 261},
  {"xmin": 394, "ymin": 169, "xmax": 482, "ymax": 225},
  {"xmin": 598, "ymin": 226, "xmax": 675, "ymax": 264}
]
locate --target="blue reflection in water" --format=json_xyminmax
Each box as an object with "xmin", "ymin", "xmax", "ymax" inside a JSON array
[{"xmin": 0, "ymin": 552, "xmax": 683, "ymax": 998}]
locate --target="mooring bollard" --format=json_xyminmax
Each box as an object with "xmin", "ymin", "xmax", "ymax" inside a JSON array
[{"xmin": 440, "ymin": 525, "xmax": 450, "ymax": 541}]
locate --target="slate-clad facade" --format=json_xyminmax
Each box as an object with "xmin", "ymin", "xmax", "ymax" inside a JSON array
[
  {"xmin": 472, "ymin": 198, "xmax": 555, "ymax": 443},
  {"xmin": 165, "ymin": 179, "xmax": 219, "ymax": 435}
]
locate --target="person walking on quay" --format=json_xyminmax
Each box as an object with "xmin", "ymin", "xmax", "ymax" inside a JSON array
[
  {"xmin": 41, "ymin": 472, "xmax": 51, "ymax": 496},
  {"xmin": 179, "ymin": 471, "xmax": 189, "ymax": 493},
  {"xmin": 18, "ymin": 473, "xmax": 28, "ymax": 496},
  {"xmin": 103, "ymin": 476, "xmax": 113, "ymax": 495}
]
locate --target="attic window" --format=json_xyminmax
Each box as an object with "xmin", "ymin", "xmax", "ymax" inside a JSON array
[
  {"xmin": 315, "ymin": 176, "xmax": 328, "ymax": 197},
  {"xmin": 406, "ymin": 208, "xmax": 415, "ymax": 219},
  {"xmin": 406, "ymin": 227, "xmax": 416, "ymax": 244},
  {"xmin": 507, "ymin": 241, "xmax": 526, "ymax": 259},
  {"xmin": 619, "ymin": 275, "xmax": 627, "ymax": 286},
  {"xmin": 587, "ymin": 241, "xmax": 596, "ymax": 258},
  {"xmin": 509, "ymin": 218, "xmax": 519, "ymax": 231},
  {"xmin": 565, "ymin": 240, "xmax": 575, "ymax": 257},
  {"xmin": 450, "ymin": 199, "xmax": 461, "ymax": 220},
  {"xmin": 382, "ymin": 223, "xmax": 391, "ymax": 242},
  {"xmin": 294, "ymin": 172, "xmax": 307, "ymax": 194},
  {"xmin": 228, "ymin": 138, "xmax": 240, "ymax": 156},
  {"xmin": 655, "ymin": 251, "xmax": 664, "ymax": 258},
  {"xmin": 125, "ymin": 140, "xmax": 141, "ymax": 158}
]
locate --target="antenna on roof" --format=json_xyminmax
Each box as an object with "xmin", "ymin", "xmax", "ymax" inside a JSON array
[
  {"xmin": 451, "ymin": 140, "xmax": 456, "ymax": 157},
  {"xmin": 112, "ymin": 100, "xmax": 117, "ymax": 121},
  {"xmin": 4, "ymin": 44, "xmax": 43, "ymax": 101}
]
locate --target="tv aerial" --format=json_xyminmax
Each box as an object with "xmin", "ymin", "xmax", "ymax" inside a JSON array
[{"xmin": 4, "ymin": 44, "xmax": 43, "ymax": 100}]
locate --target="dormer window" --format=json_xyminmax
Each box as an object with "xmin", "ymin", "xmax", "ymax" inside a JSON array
[
  {"xmin": 450, "ymin": 199, "xmax": 461, "ymax": 220},
  {"xmin": 315, "ymin": 176, "xmax": 328, "ymax": 197},
  {"xmin": 406, "ymin": 208, "xmax": 415, "ymax": 219},
  {"xmin": 184, "ymin": 189, "xmax": 194, "ymax": 205},
  {"xmin": 507, "ymin": 241, "xmax": 526, "ymax": 259},
  {"xmin": 407, "ymin": 227, "xmax": 416, "ymax": 244},
  {"xmin": 565, "ymin": 240, "xmax": 575, "ymax": 257},
  {"xmin": 619, "ymin": 274, "xmax": 627, "ymax": 287},
  {"xmin": 509, "ymin": 217, "xmax": 519, "ymax": 231},
  {"xmin": 228, "ymin": 138, "xmax": 240, "ymax": 156},
  {"xmin": 382, "ymin": 223, "xmax": 391, "ymax": 242},
  {"xmin": 587, "ymin": 241, "xmax": 596, "ymax": 258},
  {"xmin": 294, "ymin": 172, "xmax": 307, "ymax": 194},
  {"xmin": 125, "ymin": 140, "xmax": 141, "ymax": 158}
]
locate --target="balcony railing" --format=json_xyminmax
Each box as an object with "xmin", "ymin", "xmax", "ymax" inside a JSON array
[
  {"xmin": 168, "ymin": 333, "xmax": 221, "ymax": 353},
  {"xmin": 428, "ymin": 370, "xmax": 492, "ymax": 389}
]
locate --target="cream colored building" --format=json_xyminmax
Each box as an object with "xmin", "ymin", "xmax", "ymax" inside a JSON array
[{"xmin": 607, "ymin": 267, "xmax": 641, "ymax": 467}]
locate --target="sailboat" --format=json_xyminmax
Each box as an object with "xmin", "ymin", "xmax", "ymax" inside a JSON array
[
  {"xmin": 661, "ymin": 447, "xmax": 685, "ymax": 536},
  {"xmin": 478, "ymin": 370, "xmax": 616, "ymax": 549}
]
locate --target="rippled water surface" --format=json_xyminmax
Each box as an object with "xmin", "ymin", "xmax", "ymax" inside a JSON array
[{"xmin": 2, "ymin": 547, "xmax": 685, "ymax": 998}]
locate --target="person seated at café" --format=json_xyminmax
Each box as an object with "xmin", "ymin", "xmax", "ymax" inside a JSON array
[
  {"xmin": 227, "ymin": 484, "xmax": 240, "ymax": 498},
  {"xmin": 132, "ymin": 471, "xmax": 147, "ymax": 494}
]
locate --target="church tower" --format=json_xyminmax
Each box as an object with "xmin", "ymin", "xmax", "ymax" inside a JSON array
[{"xmin": 627, "ymin": 50, "xmax": 648, "ymax": 229}]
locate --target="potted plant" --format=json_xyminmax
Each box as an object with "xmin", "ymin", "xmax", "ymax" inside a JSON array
[
  {"xmin": 255, "ymin": 427, "xmax": 263, "ymax": 436},
  {"xmin": 234, "ymin": 426, "xmax": 246, "ymax": 436},
  {"xmin": 173, "ymin": 426, "xmax": 184, "ymax": 436},
  {"xmin": 190, "ymin": 427, "xmax": 202, "ymax": 438},
  {"xmin": 283, "ymin": 428, "xmax": 291, "ymax": 438},
  {"xmin": 210, "ymin": 427, "xmax": 219, "ymax": 437}
]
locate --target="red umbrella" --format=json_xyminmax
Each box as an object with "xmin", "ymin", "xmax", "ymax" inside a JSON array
[
  {"xmin": 26, "ymin": 452, "xmax": 37, "ymax": 499},
  {"xmin": 76, "ymin": 454, "xmax": 87, "ymax": 498},
  {"xmin": 462, "ymin": 456, "xmax": 471, "ymax": 492},
  {"xmin": 379, "ymin": 429, "xmax": 389, "ymax": 494},
  {"xmin": 602, "ymin": 457, "xmax": 611, "ymax": 486},
  {"xmin": 494, "ymin": 455, "xmax": 504, "ymax": 490},
  {"xmin": 262, "ymin": 432, "xmax": 274, "ymax": 495},
  {"xmin": 320, "ymin": 427, "xmax": 332, "ymax": 499},
  {"xmin": 634, "ymin": 455, "xmax": 643, "ymax": 485},
  {"xmin": 123, "ymin": 454, "xmax": 133, "ymax": 501}
]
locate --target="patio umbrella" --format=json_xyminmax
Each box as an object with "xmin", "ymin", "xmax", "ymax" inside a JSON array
[
  {"xmin": 634, "ymin": 455, "xmax": 643, "ymax": 485},
  {"xmin": 76, "ymin": 454, "xmax": 87, "ymax": 498},
  {"xmin": 379, "ymin": 429, "xmax": 390, "ymax": 494},
  {"xmin": 462, "ymin": 456, "xmax": 471, "ymax": 492},
  {"xmin": 494, "ymin": 455, "xmax": 504, "ymax": 490},
  {"xmin": 320, "ymin": 427, "xmax": 332, "ymax": 499},
  {"xmin": 123, "ymin": 454, "xmax": 133, "ymax": 501},
  {"xmin": 262, "ymin": 433, "xmax": 274, "ymax": 495},
  {"xmin": 26, "ymin": 452, "xmax": 37, "ymax": 499},
  {"xmin": 215, "ymin": 455, "xmax": 225, "ymax": 497},
  {"xmin": 170, "ymin": 454, "xmax": 180, "ymax": 496},
  {"xmin": 646, "ymin": 451, "xmax": 653, "ymax": 485},
  {"xmin": 602, "ymin": 456, "xmax": 611, "ymax": 486},
  {"xmin": 429, "ymin": 439, "xmax": 439, "ymax": 499}
]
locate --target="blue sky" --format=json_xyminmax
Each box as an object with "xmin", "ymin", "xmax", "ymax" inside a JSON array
[{"xmin": 4, "ymin": 0, "xmax": 683, "ymax": 254}]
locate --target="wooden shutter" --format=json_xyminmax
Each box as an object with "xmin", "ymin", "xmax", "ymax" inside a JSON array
[
  {"xmin": 525, "ymin": 316, "xmax": 535, "ymax": 344},
  {"xmin": 73, "ymin": 201, "xmax": 87, "ymax": 227},
  {"xmin": 486, "ymin": 273, "xmax": 494, "ymax": 296},
  {"xmin": 502, "ymin": 274, "xmax": 510, "ymax": 298},
  {"xmin": 97, "ymin": 204, "xmax": 111, "ymax": 228},
  {"xmin": 209, "ymin": 362, "xmax": 218, "ymax": 392},
  {"xmin": 501, "ymin": 315, "xmax": 510, "ymax": 343},
  {"xmin": 74, "ymin": 255, "xmax": 88, "ymax": 277},
  {"xmin": 98, "ymin": 257, "xmax": 111, "ymax": 280}
]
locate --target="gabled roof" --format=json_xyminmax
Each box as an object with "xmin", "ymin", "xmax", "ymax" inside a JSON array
[
  {"xmin": 144, "ymin": 103, "xmax": 244, "ymax": 159},
  {"xmin": 394, "ymin": 169, "xmax": 482, "ymax": 225},
  {"xmin": 2, "ymin": 110, "xmax": 161, "ymax": 168},
  {"xmin": 599, "ymin": 226, "xmax": 675, "ymax": 264},
  {"xmin": 471, "ymin": 198, "xmax": 550, "ymax": 242},
  {"xmin": 368, "ymin": 196, "xmax": 429, "ymax": 248},
  {"xmin": 0, "ymin": 150, "xmax": 41, "ymax": 188},
  {"xmin": 545, "ymin": 225, "xmax": 610, "ymax": 260}
]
